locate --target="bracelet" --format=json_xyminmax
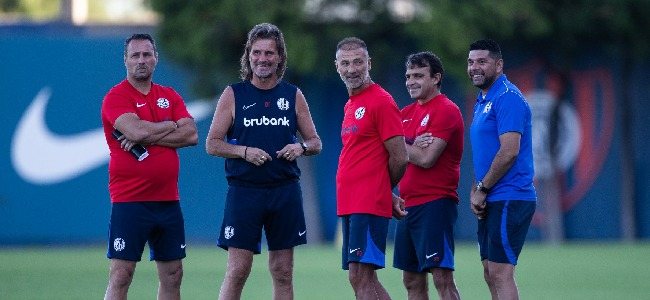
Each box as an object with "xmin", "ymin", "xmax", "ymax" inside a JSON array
[{"xmin": 244, "ymin": 146, "xmax": 248, "ymax": 160}]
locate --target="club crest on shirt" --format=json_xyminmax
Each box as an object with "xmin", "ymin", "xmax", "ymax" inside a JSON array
[
  {"xmin": 482, "ymin": 102, "xmax": 492, "ymax": 114},
  {"xmin": 157, "ymin": 97, "xmax": 170, "ymax": 109},
  {"xmin": 355, "ymin": 107, "xmax": 366, "ymax": 120},
  {"xmin": 420, "ymin": 114, "xmax": 429, "ymax": 127},
  {"xmin": 277, "ymin": 98, "xmax": 289, "ymax": 111}
]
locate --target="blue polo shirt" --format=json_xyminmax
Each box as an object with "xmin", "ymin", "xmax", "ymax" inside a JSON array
[{"xmin": 469, "ymin": 74, "xmax": 536, "ymax": 202}]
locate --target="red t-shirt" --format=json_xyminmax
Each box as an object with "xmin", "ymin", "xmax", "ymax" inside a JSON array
[
  {"xmin": 398, "ymin": 94, "xmax": 464, "ymax": 207},
  {"xmin": 101, "ymin": 80, "xmax": 192, "ymax": 203},
  {"xmin": 336, "ymin": 84, "xmax": 404, "ymax": 217}
]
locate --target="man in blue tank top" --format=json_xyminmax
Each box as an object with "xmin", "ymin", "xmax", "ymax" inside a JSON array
[{"xmin": 206, "ymin": 23, "xmax": 322, "ymax": 299}]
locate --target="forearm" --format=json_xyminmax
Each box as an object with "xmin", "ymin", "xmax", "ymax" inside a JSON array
[
  {"xmin": 481, "ymin": 150, "xmax": 517, "ymax": 188},
  {"xmin": 302, "ymin": 136, "xmax": 322, "ymax": 156},
  {"xmin": 387, "ymin": 156, "xmax": 407, "ymax": 188},
  {"xmin": 406, "ymin": 144, "xmax": 434, "ymax": 168},
  {"xmin": 152, "ymin": 122, "xmax": 198, "ymax": 149},
  {"xmin": 206, "ymin": 137, "xmax": 247, "ymax": 159}
]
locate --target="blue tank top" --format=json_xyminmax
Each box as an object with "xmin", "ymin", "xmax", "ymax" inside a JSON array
[{"xmin": 225, "ymin": 80, "xmax": 301, "ymax": 186}]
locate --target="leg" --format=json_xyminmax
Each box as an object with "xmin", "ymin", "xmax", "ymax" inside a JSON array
[
  {"xmin": 104, "ymin": 258, "xmax": 137, "ymax": 300},
  {"xmin": 219, "ymin": 247, "xmax": 254, "ymax": 300},
  {"xmin": 430, "ymin": 268, "xmax": 460, "ymax": 300},
  {"xmin": 403, "ymin": 271, "xmax": 428, "ymax": 300},
  {"xmin": 372, "ymin": 271, "xmax": 391, "ymax": 300},
  {"xmin": 482, "ymin": 259, "xmax": 498, "ymax": 300},
  {"xmin": 488, "ymin": 261, "xmax": 518, "ymax": 300},
  {"xmin": 268, "ymin": 248, "xmax": 294, "ymax": 300},
  {"xmin": 156, "ymin": 259, "xmax": 183, "ymax": 300},
  {"xmin": 349, "ymin": 262, "xmax": 391, "ymax": 300}
]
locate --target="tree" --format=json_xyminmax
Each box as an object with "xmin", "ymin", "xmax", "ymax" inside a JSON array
[{"xmin": 150, "ymin": 0, "xmax": 650, "ymax": 241}]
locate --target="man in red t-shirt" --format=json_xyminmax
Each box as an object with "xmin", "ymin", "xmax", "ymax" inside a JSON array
[
  {"xmin": 101, "ymin": 34, "xmax": 198, "ymax": 300},
  {"xmin": 393, "ymin": 52, "xmax": 464, "ymax": 300},
  {"xmin": 335, "ymin": 37, "xmax": 408, "ymax": 300}
]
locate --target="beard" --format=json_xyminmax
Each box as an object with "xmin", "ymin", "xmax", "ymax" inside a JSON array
[
  {"xmin": 252, "ymin": 62, "xmax": 278, "ymax": 79},
  {"xmin": 471, "ymin": 72, "xmax": 496, "ymax": 91},
  {"xmin": 340, "ymin": 72, "xmax": 368, "ymax": 89}
]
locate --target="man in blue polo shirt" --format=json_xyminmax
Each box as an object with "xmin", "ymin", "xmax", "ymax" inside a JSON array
[{"xmin": 467, "ymin": 38, "xmax": 537, "ymax": 300}]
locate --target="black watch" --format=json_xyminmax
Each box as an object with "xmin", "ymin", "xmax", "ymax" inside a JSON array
[
  {"xmin": 300, "ymin": 142, "xmax": 308, "ymax": 153},
  {"xmin": 476, "ymin": 181, "xmax": 490, "ymax": 193}
]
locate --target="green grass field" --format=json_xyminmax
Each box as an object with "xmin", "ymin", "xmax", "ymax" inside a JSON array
[{"xmin": 1, "ymin": 242, "xmax": 649, "ymax": 299}]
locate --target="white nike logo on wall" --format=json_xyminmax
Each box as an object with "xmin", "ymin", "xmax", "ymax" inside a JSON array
[{"xmin": 11, "ymin": 87, "xmax": 214, "ymax": 185}]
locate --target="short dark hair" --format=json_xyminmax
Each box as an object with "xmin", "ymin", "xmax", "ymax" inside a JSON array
[
  {"xmin": 405, "ymin": 51, "xmax": 444, "ymax": 87},
  {"xmin": 124, "ymin": 33, "xmax": 157, "ymax": 57},
  {"xmin": 336, "ymin": 37, "xmax": 368, "ymax": 53},
  {"xmin": 469, "ymin": 38, "xmax": 502, "ymax": 60},
  {"xmin": 240, "ymin": 23, "xmax": 288, "ymax": 81}
]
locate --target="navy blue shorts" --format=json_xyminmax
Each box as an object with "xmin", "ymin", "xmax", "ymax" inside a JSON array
[
  {"xmin": 217, "ymin": 181, "xmax": 306, "ymax": 254},
  {"xmin": 107, "ymin": 201, "xmax": 186, "ymax": 262},
  {"xmin": 393, "ymin": 198, "xmax": 458, "ymax": 272},
  {"xmin": 478, "ymin": 200, "xmax": 536, "ymax": 265},
  {"xmin": 341, "ymin": 214, "xmax": 390, "ymax": 270}
]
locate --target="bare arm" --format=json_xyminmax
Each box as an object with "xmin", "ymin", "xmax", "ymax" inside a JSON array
[
  {"xmin": 407, "ymin": 132, "xmax": 447, "ymax": 169},
  {"xmin": 384, "ymin": 135, "xmax": 408, "ymax": 188},
  {"xmin": 275, "ymin": 89, "xmax": 322, "ymax": 160},
  {"xmin": 205, "ymin": 86, "xmax": 245, "ymax": 158},
  {"xmin": 113, "ymin": 113, "xmax": 197, "ymax": 149},
  {"xmin": 153, "ymin": 117, "xmax": 198, "ymax": 148},
  {"xmin": 470, "ymin": 131, "xmax": 521, "ymax": 218}
]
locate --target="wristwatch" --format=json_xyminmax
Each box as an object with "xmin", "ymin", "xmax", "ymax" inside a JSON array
[
  {"xmin": 300, "ymin": 142, "xmax": 308, "ymax": 153},
  {"xmin": 476, "ymin": 181, "xmax": 490, "ymax": 193}
]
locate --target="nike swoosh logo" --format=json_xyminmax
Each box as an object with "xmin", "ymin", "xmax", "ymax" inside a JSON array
[
  {"xmin": 181, "ymin": 244, "xmax": 186, "ymax": 249},
  {"xmin": 403, "ymin": 119, "xmax": 412, "ymax": 123},
  {"xmin": 11, "ymin": 87, "xmax": 214, "ymax": 185},
  {"xmin": 299, "ymin": 230, "xmax": 306, "ymax": 236},
  {"xmin": 243, "ymin": 103, "xmax": 256, "ymax": 110},
  {"xmin": 426, "ymin": 252, "xmax": 438, "ymax": 259},
  {"xmin": 349, "ymin": 248, "xmax": 360, "ymax": 254},
  {"xmin": 136, "ymin": 103, "xmax": 146, "ymax": 107}
]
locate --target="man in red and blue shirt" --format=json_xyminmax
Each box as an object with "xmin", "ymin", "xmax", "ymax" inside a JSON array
[
  {"xmin": 335, "ymin": 37, "xmax": 408, "ymax": 300},
  {"xmin": 393, "ymin": 52, "xmax": 464, "ymax": 300},
  {"xmin": 101, "ymin": 33, "xmax": 198, "ymax": 300}
]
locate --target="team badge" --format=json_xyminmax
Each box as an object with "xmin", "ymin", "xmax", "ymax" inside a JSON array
[
  {"xmin": 420, "ymin": 114, "xmax": 429, "ymax": 127},
  {"xmin": 224, "ymin": 226, "xmax": 234, "ymax": 239},
  {"xmin": 277, "ymin": 98, "xmax": 289, "ymax": 110},
  {"xmin": 157, "ymin": 98, "xmax": 170, "ymax": 109},
  {"xmin": 482, "ymin": 102, "xmax": 492, "ymax": 114},
  {"xmin": 355, "ymin": 107, "xmax": 366, "ymax": 120},
  {"xmin": 113, "ymin": 238, "xmax": 125, "ymax": 251}
]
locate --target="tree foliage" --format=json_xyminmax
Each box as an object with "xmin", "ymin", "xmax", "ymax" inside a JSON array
[{"xmin": 149, "ymin": 0, "xmax": 650, "ymax": 98}]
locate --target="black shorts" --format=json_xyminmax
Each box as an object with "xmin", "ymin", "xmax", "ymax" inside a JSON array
[
  {"xmin": 478, "ymin": 200, "xmax": 536, "ymax": 265},
  {"xmin": 217, "ymin": 181, "xmax": 307, "ymax": 254},
  {"xmin": 107, "ymin": 201, "xmax": 186, "ymax": 261},
  {"xmin": 393, "ymin": 198, "xmax": 458, "ymax": 272},
  {"xmin": 341, "ymin": 214, "xmax": 390, "ymax": 270}
]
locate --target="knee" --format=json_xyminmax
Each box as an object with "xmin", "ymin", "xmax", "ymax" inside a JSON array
[
  {"xmin": 432, "ymin": 270, "xmax": 455, "ymax": 290},
  {"xmin": 161, "ymin": 265, "xmax": 184, "ymax": 288},
  {"xmin": 270, "ymin": 262, "xmax": 293, "ymax": 286},
  {"xmin": 226, "ymin": 264, "xmax": 252, "ymax": 286},
  {"xmin": 109, "ymin": 266, "xmax": 135, "ymax": 289},
  {"xmin": 402, "ymin": 272, "xmax": 427, "ymax": 294}
]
